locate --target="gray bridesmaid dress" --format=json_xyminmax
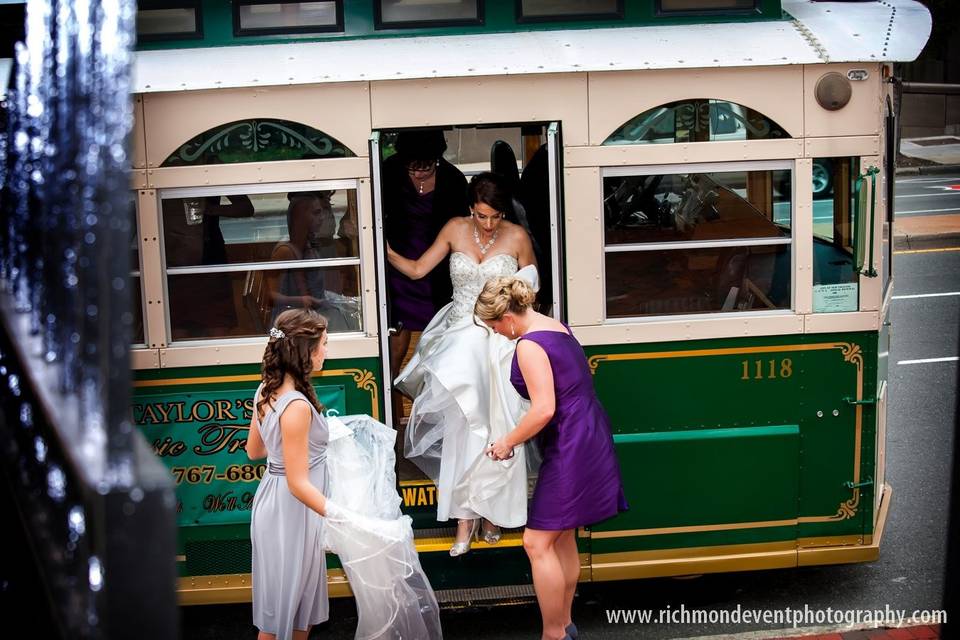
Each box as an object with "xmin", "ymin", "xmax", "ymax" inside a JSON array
[{"xmin": 251, "ymin": 388, "xmax": 329, "ymax": 639}]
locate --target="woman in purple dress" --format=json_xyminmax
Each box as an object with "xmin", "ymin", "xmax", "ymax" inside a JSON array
[{"xmin": 476, "ymin": 276, "xmax": 628, "ymax": 640}]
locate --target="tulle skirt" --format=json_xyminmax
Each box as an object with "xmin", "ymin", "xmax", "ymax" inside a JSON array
[
  {"xmin": 325, "ymin": 414, "xmax": 442, "ymax": 640},
  {"xmin": 394, "ymin": 302, "xmax": 536, "ymax": 528}
]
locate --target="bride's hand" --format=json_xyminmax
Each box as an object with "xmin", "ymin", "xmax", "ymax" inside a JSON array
[{"xmin": 486, "ymin": 438, "xmax": 515, "ymax": 461}]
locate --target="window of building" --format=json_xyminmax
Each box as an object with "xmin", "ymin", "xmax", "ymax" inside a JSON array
[
  {"xmin": 160, "ymin": 185, "xmax": 362, "ymax": 341},
  {"xmin": 604, "ymin": 99, "xmax": 789, "ymax": 146},
  {"xmin": 603, "ymin": 163, "xmax": 792, "ymax": 319},
  {"xmin": 234, "ymin": 1, "xmax": 343, "ymax": 36},
  {"xmin": 136, "ymin": 1, "xmax": 202, "ymax": 42},
  {"xmin": 131, "ymin": 202, "xmax": 145, "ymax": 346},
  {"xmin": 657, "ymin": 0, "xmax": 757, "ymax": 15},
  {"xmin": 517, "ymin": 0, "xmax": 622, "ymax": 22},
  {"xmin": 376, "ymin": 0, "xmax": 482, "ymax": 28}
]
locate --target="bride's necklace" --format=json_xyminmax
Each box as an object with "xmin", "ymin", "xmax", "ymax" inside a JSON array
[{"xmin": 473, "ymin": 224, "xmax": 498, "ymax": 255}]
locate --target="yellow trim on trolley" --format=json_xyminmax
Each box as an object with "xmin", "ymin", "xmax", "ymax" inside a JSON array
[
  {"xmin": 178, "ymin": 568, "xmax": 353, "ymax": 606},
  {"xmin": 134, "ymin": 368, "xmax": 381, "ymax": 420},
  {"xmin": 589, "ymin": 342, "xmax": 866, "ymax": 525}
]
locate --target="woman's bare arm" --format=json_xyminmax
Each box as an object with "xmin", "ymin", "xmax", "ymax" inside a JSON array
[
  {"xmin": 488, "ymin": 340, "xmax": 555, "ymax": 459},
  {"xmin": 387, "ymin": 218, "xmax": 460, "ymax": 279}
]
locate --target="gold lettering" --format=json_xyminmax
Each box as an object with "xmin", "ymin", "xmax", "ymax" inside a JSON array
[
  {"xmin": 191, "ymin": 401, "xmax": 215, "ymax": 422},
  {"xmin": 215, "ymin": 400, "xmax": 237, "ymax": 422},
  {"xmin": 193, "ymin": 424, "xmax": 248, "ymax": 456},
  {"xmin": 139, "ymin": 403, "xmax": 161, "ymax": 425},
  {"xmin": 153, "ymin": 403, "xmax": 178, "ymax": 424},
  {"xmin": 402, "ymin": 487, "xmax": 417, "ymax": 507}
]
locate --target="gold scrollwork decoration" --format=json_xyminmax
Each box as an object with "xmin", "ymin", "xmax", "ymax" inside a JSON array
[{"xmin": 318, "ymin": 368, "xmax": 381, "ymax": 421}]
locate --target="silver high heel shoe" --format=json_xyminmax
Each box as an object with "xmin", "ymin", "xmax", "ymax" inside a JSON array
[
  {"xmin": 449, "ymin": 519, "xmax": 480, "ymax": 557},
  {"xmin": 481, "ymin": 520, "xmax": 502, "ymax": 545}
]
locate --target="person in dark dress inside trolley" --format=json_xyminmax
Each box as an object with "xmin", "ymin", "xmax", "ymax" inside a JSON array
[{"xmin": 383, "ymin": 129, "xmax": 469, "ymax": 424}]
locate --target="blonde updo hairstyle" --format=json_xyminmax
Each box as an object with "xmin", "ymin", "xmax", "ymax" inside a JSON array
[
  {"xmin": 258, "ymin": 308, "xmax": 328, "ymax": 420},
  {"xmin": 474, "ymin": 276, "xmax": 536, "ymax": 322}
]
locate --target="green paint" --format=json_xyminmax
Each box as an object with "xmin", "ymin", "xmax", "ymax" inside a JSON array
[{"xmin": 137, "ymin": 0, "xmax": 784, "ymax": 51}]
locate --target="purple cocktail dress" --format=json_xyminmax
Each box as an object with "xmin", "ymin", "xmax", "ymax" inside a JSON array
[
  {"xmin": 387, "ymin": 190, "xmax": 437, "ymax": 332},
  {"xmin": 510, "ymin": 328, "xmax": 628, "ymax": 530}
]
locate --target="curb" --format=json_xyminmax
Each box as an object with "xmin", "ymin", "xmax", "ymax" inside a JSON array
[
  {"xmin": 893, "ymin": 232, "xmax": 960, "ymax": 251},
  {"xmin": 895, "ymin": 164, "xmax": 960, "ymax": 176}
]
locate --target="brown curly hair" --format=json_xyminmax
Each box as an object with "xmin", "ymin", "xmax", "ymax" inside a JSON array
[{"xmin": 257, "ymin": 308, "xmax": 328, "ymax": 421}]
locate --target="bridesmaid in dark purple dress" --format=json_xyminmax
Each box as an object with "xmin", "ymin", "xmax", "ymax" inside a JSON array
[{"xmin": 476, "ymin": 276, "xmax": 627, "ymax": 640}]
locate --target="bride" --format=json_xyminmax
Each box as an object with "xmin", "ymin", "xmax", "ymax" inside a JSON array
[{"xmin": 387, "ymin": 172, "xmax": 538, "ymax": 556}]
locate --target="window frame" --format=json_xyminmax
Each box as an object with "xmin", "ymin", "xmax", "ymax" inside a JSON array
[
  {"xmin": 157, "ymin": 179, "xmax": 365, "ymax": 345},
  {"xmin": 232, "ymin": 0, "xmax": 344, "ymax": 37},
  {"xmin": 136, "ymin": 0, "xmax": 204, "ymax": 43},
  {"xmin": 374, "ymin": 0, "xmax": 484, "ymax": 30},
  {"xmin": 515, "ymin": 0, "xmax": 623, "ymax": 24},
  {"xmin": 655, "ymin": 0, "xmax": 759, "ymax": 18},
  {"xmin": 601, "ymin": 159, "xmax": 795, "ymax": 324}
]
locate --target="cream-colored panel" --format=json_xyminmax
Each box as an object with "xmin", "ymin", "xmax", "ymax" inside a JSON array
[
  {"xmin": 804, "ymin": 136, "xmax": 879, "ymax": 159},
  {"xmin": 146, "ymin": 158, "xmax": 370, "ymax": 190},
  {"xmin": 131, "ymin": 170, "xmax": 148, "ymax": 190},
  {"xmin": 132, "ymin": 96, "xmax": 147, "ymax": 169},
  {"xmin": 131, "ymin": 348, "xmax": 161, "ymax": 370},
  {"xmin": 565, "ymin": 139, "xmax": 802, "ymax": 168},
  {"xmin": 794, "ymin": 159, "xmax": 813, "ymax": 315},
  {"xmin": 588, "ymin": 66, "xmax": 805, "ymax": 146},
  {"xmin": 137, "ymin": 189, "xmax": 168, "ymax": 349},
  {"xmin": 356, "ymin": 178, "xmax": 379, "ymax": 339},
  {"xmin": 859, "ymin": 155, "xmax": 882, "ymax": 311},
  {"xmin": 370, "ymin": 74, "xmax": 588, "ymax": 146},
  {"xmin": 803, "ymin": 64, "xmax": 881, "ymax": 138},
  {"xmin": 160, "ymin": 336, "xmax": 380, "ymax": 368},
  {"xmin": 142, "ymin": 82, "xmax": 371, "ymax": 167},
  {"xmin": 564, "ymin": 168, "xmax": 603, "ymax": 325},
  {"xmin": 803, "ymin": 311, "xmax": 879, "ymax": 334},
  {"xmin": 573, "ymin": 314, "xmax": 803, "ymax": 346}
]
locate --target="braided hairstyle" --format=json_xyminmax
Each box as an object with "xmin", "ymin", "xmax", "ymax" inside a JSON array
[
  {"xmin": 474, "ymin": 276, "xmax": 536, "ymax": 322},
  {"xmin": 257, "ymin": 308, "xmax": 328, "ymax": 421}
]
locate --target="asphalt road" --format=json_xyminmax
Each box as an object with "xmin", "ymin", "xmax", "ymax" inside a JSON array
[
  {"xmin": 895, "ymin": 174, "xmax": 960, "ymax": 217},
  {"xmin": 181, "ymin": 179, "xmax": 960, "ymax": 640}
]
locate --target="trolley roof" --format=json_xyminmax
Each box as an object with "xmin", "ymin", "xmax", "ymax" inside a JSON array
[{"xmin": 132, "ymin": 0, "xmax": 931, "ymax": 94}]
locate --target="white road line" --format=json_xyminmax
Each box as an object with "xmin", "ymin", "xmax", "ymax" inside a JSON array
[
  {"xmin": 892, "ymin": 291, "xmax": 960, "ymax": 300},
  {"xmin": 895, "ymin": 192, "xmax": 960, "ymax": 199},
  {"xmin": 897, "ymin": 206, "xmax": 960, "ymax": 215},
  {"xmin": 897, "ymin": 356, "xmax": 959, "ymax": 365},
  {"xmin": 898, "ymin": 177, "xmax": 960, "ymax": 183}
]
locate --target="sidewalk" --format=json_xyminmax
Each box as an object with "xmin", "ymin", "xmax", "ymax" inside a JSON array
[{"xmin": 893, "ymin": 136, "xmax": 960, "ymax": 249}]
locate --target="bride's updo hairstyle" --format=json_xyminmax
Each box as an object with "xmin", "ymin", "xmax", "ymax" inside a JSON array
[
  {"xmin": 475, "ymin": 276, "xmax": 536, "ymax": 322},
  {"xmin": 468, "ymin": 172, "xmax": 514, "ymax": 217},
  {"xmin": 258, "ymin": 308, "xmax": 328, "ymax": 420}
]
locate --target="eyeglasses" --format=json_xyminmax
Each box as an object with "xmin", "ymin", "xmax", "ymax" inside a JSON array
[{"xmin": 405, "ymin": 160, "xmax": 439, "ymax": 174}]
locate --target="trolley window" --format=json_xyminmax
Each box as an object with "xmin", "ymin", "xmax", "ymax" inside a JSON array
[
  {"xmin": 517, "ymin": 0, "xmax": 622, "ymax": 22},
  {"xmin": 234, "ymin": 1, "xmax": 343, "ymax": 36},
  {"xmin": 603, "ymin": 163, "xmax": 791, "ymax": 319},
  {"xmin": 161, "ymin": 119, "xmax": 355, "ymax": 167},
  {"xmin": 160, "ymin": 184, "xmax": 362, "ymax": 341},
  {"xmin": 812, "ymin": 157, "xmax": 861, "ymax": 313},
  {"xmin": 136, "ymin": 1, "xmax": 203, "ymax": 42},
  {"xmin": 376, "ymin": 0, "xmax": 482, "ymax": 28},
  {"xmin": 657, "ymin": 0, "xmax": 758, "ymax": 16},
  {"xmin": 604, "ymin": 100, "xmax": 789, "ymax": 146}
]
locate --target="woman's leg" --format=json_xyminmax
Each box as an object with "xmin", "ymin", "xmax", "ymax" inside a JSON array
[
  {"xmin": 554, "ymin": 529, "xmax": 580, "ymax": 628},
  {"xmin": 257, "ymin": 632, "xmax": 276, "ymax": 640},
  {"xmin": 523, "ymin": 527, "xmax": 568, "ymax": 640},
  {"xmin": 292, "ymin": 628, "xmax": 310, "ymax": 640}
]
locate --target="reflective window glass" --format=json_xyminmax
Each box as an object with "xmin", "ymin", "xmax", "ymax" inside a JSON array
[
  {"xmin": 812, "ymin": 157, "xmax": 861, "ymax": 313},
  {"xmin": 604, "ymin": 100, "xmax": 789, "ymax": 146},
  {"xmin": 136, "ymin": 4, "xmax": 201, "ymax": 40},
  {"xmin": 236, "ymin": 2, "xmax": 341, "ymax": 34},
  {"xmin": 161, "ymin": 188, "xmax": 362, "ymax": 340},
  {"xmin": 378, "ymin": 0, "xmax": 480, "ymax": 26},
  {"xmin": 604, "ymin": 166, "xmax": 791, "ymax": 319},
  {"xmin": 658, "ymin": 0, "xmax": 756, "ymax": 13},
  {"xmin": 520, "ymin": 0, "xmax": 620, "ymax": 19}
]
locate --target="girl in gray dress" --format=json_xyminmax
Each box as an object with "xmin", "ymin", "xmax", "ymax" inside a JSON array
[{"xmin": 246, "ymin": 308, "xmax": 331, "ymax": 640}]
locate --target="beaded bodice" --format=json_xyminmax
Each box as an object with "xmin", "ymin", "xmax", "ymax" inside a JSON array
[{"xmin": 447, "ymin": 251, "xmax": 519, "ymax": 324}]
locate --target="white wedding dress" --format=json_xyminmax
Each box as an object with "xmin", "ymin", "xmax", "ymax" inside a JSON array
[{"xmin": 395, "ymin": 251, "xmax": 539, "ymax": 528}]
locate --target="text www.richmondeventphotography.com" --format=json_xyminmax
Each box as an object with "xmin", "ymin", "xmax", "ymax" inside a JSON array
[{"xmin": 605, "ymin": 604, "xmax": 947, "ymax": 628}]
